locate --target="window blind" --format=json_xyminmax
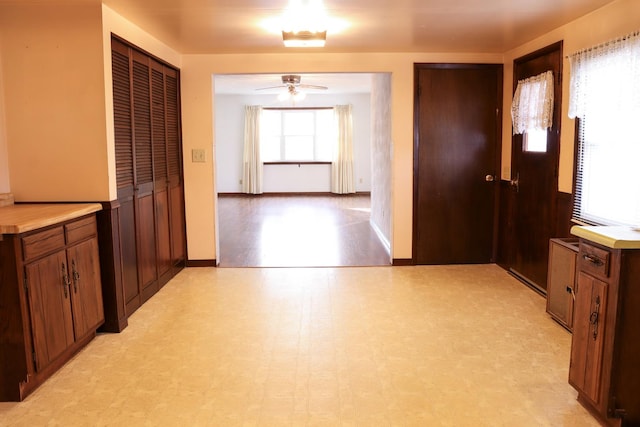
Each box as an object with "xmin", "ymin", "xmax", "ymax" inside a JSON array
[{"xmin": 569, "ymin": 31, "xmax": 640, "ymax": 227}]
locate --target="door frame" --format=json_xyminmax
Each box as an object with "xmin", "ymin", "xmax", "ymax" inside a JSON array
[{"xmin": 412, "ymin": 63, "xmax": 503, "ymax": 265}]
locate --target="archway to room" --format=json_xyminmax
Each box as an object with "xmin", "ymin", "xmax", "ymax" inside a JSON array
[{"xmin": 212, "ymin": 72, "xmax": 393, "ymax": 267}]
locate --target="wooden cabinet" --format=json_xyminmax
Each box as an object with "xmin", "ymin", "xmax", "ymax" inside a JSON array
[
  {"xmin": 546, "ymin": 238, "xmax": 578, "ymax": 331},
  {"xmin": 568, "ymin": 238, "xmax": 640, "ymax": 426},
  {"xmin": 100, "ymin": 35, "xmax": 186, "ymax": 328},
  {"xmin": 0, "ymin": 214, "xmax": 104, "ymax": 401}
]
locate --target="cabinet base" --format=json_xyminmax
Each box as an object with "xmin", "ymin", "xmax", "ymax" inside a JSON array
[{"xmin": 11, "ymin": 331, "xmax": 97, "ymax": 402}]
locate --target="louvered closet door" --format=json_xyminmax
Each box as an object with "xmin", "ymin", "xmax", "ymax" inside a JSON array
[
  {"xmin": 165, "ymin": 67, "xmax": 186, "ymax": 266},
  {"xmin": 132, "ymin": 50, "xmax": 158, "ymax": 298},
  {"xmin": 111, "ymin": 38, "xmax": 140, "ymax": 311},
  {"xmin": 150, "ymin": 59, "xmax": 172, "ymax": 280}
]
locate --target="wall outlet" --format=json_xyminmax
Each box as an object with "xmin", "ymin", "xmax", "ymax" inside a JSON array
[
  {"xmin": 359, "ymin": 178, "xmax": 363, "ymax": 184},
  {"xmin": 192, "ymin": 148, "xmax": 206, "ymax": 163},
  {"xmin": 239, "ymin": 179, "xmax": 242, "ymax": 185}
]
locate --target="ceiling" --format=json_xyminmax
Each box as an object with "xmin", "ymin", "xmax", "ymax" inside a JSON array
[
  {"xmin": 97, "ymin": 0, "xmax": 618, "ymax": 95},
  {"xmin": 100, "ymin": 0, "xmax": 617, "ymax": 54}
]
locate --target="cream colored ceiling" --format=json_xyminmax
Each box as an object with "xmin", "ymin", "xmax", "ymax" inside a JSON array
[{"xmin": 101, "ymin": 0, "xmax": 617, "ymax": 54}]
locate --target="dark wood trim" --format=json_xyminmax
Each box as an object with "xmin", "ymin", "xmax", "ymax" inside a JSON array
[
  {"xmin": 392, "ymin": 258, "xmax": 413, "ymax": 266},
  {"xmin": 514, "ymin": 41, "xmax": 564, "ymax": 67},
  {"xmin": 556, "ymin": 191, "xmax": 574, "ymax": 238},
  {"xmin": 96, "ymin": 201, "xmax": 128, "ymax": 333},
  {"xmin": 186, "ymin": 259, "xmax": 217, "ymax": 267},
  {"xmin": 264, "ymin": 161, "xmax": 331, "ymax": 165}
]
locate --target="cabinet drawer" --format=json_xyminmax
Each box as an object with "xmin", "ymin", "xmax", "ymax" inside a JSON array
[
  {"xmin": 22, "ymin": 227, "xmax": 65, "ymax": 262},
  {"xmin": 65, "ymin": 216, "xmax": 97, "ymax": 245},
  {"xmin": 579, "ymin": 241, "xmax": 610, "ymax": 279}
]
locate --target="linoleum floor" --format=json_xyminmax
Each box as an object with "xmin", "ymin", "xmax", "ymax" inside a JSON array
[{"xmin": 0, "ymin": 265, "xmax": 598, "ymax": 426}]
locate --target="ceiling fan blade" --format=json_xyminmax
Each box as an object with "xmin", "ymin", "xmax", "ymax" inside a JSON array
[
  {"xmin": 255, "ymin": 85, "xmax": 287, "ymax": 91},
  {"xmin": 298, "ymin": 84, "xmax": 328, "ymax": 90}
]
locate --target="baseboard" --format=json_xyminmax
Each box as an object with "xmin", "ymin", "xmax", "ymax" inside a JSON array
[
  {"xmin": 186, "ymin": 259, "xmax": 217, "ymax": 267},
  {"xmin": 392, "ymin": 258, "xmax": 413, "ymax": 266},
  {"xmin": 370, "ymin": 220, "xmax": 391, "ymax": 256}
]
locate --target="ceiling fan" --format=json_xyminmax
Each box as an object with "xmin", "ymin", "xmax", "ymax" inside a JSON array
[
  {"xmin": 257, "ymin": 74, "xmax": 328, "ymax": 91},
  {"xmin": 256, "ymin": 74, "xmax": 328, "ymax": 101}
]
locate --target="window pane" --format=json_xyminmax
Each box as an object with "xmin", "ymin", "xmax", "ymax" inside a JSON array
[
  {"xmin": 523, "ymin": 129, "xmax": 547, "ymax": 152},
  {"xmin": 261, "ymin": 136, "xmax": 281, "ymax": 162},
  {"xmin": 284, "ymin": 112, "xmax": 314, "ymax": 135},
  {"xmin": 261, "ymin": 110, "xmax": 281, "ymax": 136},
  {"xmin": 284, "ymin": 136, "xmax": 314, "ymax": 160}
]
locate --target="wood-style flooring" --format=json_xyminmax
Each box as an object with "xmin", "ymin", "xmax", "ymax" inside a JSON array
[{"xmin": 217, "ymin": 194, "xmax": 391, "ymax": 267}]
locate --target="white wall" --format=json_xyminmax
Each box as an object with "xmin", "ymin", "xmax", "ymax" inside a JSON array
[{"xmin": 214, "ymin": 91, "xmax": 372, "ymax": 193}]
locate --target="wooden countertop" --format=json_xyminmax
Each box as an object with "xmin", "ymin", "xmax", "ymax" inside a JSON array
[
  {"xmin": 0, "ymin": 203, "xmax": 102, "ymax": 235},
  {"xmin": 571, "ymin": 225, "xmax": 640, "ymax": 249}
]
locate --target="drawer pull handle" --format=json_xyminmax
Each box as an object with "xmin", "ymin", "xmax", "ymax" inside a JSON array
[{"xmin": 583, "ymin": 254, "xmax": 603, "ymax": 266}]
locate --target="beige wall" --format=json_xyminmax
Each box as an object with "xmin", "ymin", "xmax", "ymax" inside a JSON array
[
  {"xmin": 1, "ymin": 0, "xmax": 637, "ymax": 261},
  {"xmin": 0, "ymin": 40, "xmax": 9, "ymax": 194},
  {"xmin": 0, "ymin": 2, "xmax": 110, "ymax": 201},
  {"xmin": 501, "ymin": 0, "xmax": 640, "ymax": 193}
]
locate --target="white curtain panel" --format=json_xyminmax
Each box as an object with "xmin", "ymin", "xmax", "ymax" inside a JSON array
[
  {"xmin": 242, "ymin": 105, "xmax": 263, "ymax": 194},
  {"xmin": 511, "ymin": 70, "xmax": 554, "ymax": 135},
  {"xmin": 331, "ymin": 104, "xmax": 356, "ymax": 194}
]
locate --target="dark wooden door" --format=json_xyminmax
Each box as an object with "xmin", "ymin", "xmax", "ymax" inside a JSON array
[
  {"xmin": 510, "ymin": 42, "xmax": 563, "ymax": 290},
  {"xmin": 413, "ymin": 64, "xmax": 502, "ymax": 264}
]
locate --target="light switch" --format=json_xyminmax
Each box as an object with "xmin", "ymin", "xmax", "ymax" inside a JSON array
[{"xmin": 192, "ymin": 149, "xmax": 206, "ymax": 163}]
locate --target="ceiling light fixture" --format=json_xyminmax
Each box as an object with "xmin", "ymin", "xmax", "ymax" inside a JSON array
[
  {"xmin": 282, "ymin": 30, "xmax": 326, "ymax": 48},
  {"xmin": 281, "ymin": 0, "xmax": 328, "ymax": 48}
]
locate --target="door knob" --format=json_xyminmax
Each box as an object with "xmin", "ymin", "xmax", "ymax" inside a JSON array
[
  {"xmin": 485, "ymin": 174, "xmax": 495, "ymax": 182},
  {"xmin": 510, "ymin": 173, "xmax": 520, "ymax": 192}
]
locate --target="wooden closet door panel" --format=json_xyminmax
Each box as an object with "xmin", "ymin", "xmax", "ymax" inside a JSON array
[
  {"xmin": 26, "ymin": 251, "xmax": 74, "ymax": 371},
  {"xmin": 155, "ymin": 188, "xmax": 172, "ymax": 278},
  {"xmin": 137, "ymin": 194, "xmax": 158, "ymax": 293},
  {"xmin": 169, "ymin": 184, "xmax": 185, "ymax": 265},
  {"xmin": 131, "ymin": 51, "xmax": 153, "ymax": 194},
  {"xmin": 111, "ymin": 39, "xmax": 134, "ymax": 196},
  {"xmin": 165, "ymin": 68, "xmax": 182, "ymax": 186}
]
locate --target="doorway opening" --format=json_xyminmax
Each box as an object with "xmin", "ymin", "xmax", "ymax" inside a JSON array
[{"xmin": 213, "ymin": 73, "xmax": 392, "ymax": 267}]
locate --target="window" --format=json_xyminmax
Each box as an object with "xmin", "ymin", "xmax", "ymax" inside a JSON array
[
  {"xmin": 523, "ymin": 129, "xmax": 548, "ymax": 153},
  {"xmin": 261, "ymin": 109, "xmax": 334, "ymax": 162},
  {"xmin": 569, "ymin": 32, "xmax": 640, "ymax": 226}
]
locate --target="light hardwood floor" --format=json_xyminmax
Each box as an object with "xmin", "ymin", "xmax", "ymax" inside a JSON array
[
  {"xmin": 217, "ymin": 195, "xmax": 391, "ymax": 267},
  {"xmin": 0, "ymin": 265, "xmax": 597, "ymax": 426}
]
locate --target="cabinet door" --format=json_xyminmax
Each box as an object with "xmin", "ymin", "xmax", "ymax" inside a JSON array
[
  {"xmin": 67, "ymin": 238, "xmax": 105, "ymax": 339},
  {"xmin": 25, "ymin": 251, "xmax": 74, "ymax": 371},
  {"xmin": 569, "ymin": 271, "xmax": 608, "ymax": 404},
  {"xmin": 546, "ymin": 240, "xmax": 577, "ymax": 330}
]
